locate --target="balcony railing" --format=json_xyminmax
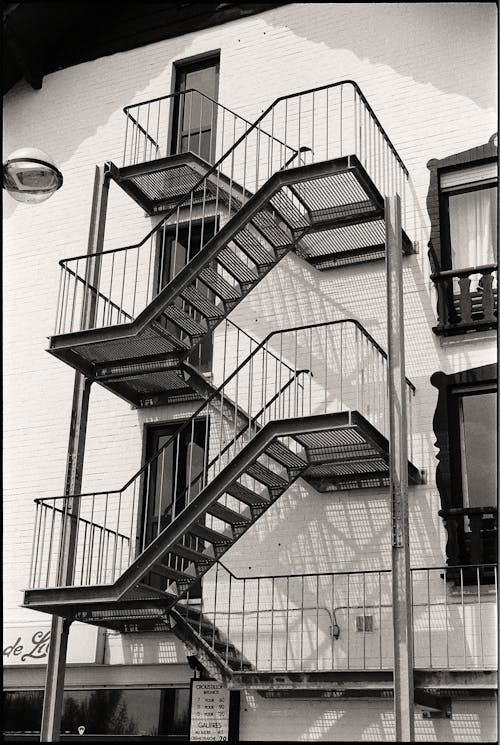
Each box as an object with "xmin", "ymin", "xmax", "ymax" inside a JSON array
[
  {"xmin": 177, "ymin": 562, "xmax": 498, "ymax": 673},
  {"xmin": 29, "ymin": 319, "xmax": 416, "ymax": 590},
  {"xmin": 431, "ymin": 264, "xmax": 498, "ymax": 335},
  {"xmin": 123, "ymin": 88, "xmax": 294, "ymax": 168},
  {"xmin": 439, "ymin": 507, "xmax": 497, "ymax": 581},
  {"xmin": 53, "ymin": 80, "xmax": 411, "ymax": 337}
]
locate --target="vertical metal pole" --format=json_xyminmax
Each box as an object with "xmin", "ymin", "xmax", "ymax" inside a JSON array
[
  {"xmin": 385, "ymin": 194, "xmax": 414, "ymax": 742},
  {"xmin": 40, "ymin": 165, "xmax": 110, "ymax": 742}
]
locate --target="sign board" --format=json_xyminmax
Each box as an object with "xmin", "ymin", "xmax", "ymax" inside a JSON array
[
  {"xmin": 190, "ymin": 680, "xmax": 230, "ymax": 741},
  {"xmin": 3, "ymin": 622, "xmax": 102, "ymax": 665}
]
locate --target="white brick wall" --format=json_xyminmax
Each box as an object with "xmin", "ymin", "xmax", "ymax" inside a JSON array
[
  {"xmin": 3, "ymin": 3, "xmax": 497, "ymax": 738},
  {"xmin": 239, "ymin": 694, "xmax": 498, "ymax": 742}
]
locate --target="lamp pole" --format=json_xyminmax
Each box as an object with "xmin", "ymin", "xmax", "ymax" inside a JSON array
[
  {"xmin": 40, "ymin": 165, "xmax": 110, "ymax": 741},
  {"xmin": 385, "ymin": 194, "xmax": 415, "ymax": 741}
]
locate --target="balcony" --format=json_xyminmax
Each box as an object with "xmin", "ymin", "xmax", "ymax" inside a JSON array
[
  {"xmin": 432, "ymin": 264, "xmax": 498, "ymax": 336},
  {"xmin": 172, "ymin": 562, "xmax": 497, "ymax": 685},
  {"xmin": 439, "ymin": 507, "xmax": 497, "ymax": 583}
]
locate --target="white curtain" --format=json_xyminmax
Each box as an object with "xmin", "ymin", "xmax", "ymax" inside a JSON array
[{"xmin": 449, "ymin": 186, "xmax": 497, "ymax": 269}]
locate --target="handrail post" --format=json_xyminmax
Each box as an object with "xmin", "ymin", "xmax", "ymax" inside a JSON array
[{"xmin": 386, "ymin": 194, "xmax": 414, "ymax": 741}]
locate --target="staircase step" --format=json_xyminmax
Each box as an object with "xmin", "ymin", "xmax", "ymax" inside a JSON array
[
  {"xmin": 129, "ymin": 582, "xmax": 174, "ymax": 600},
  {"xmin": 163, "ymin": 304, "xmax": 207, "ymax": 338},
  {"xmin": 169, "ymin": 542, "xmax": 215, "ymax": 566},
  {"xmin": 232, "ymin": 228, "xmax": 276, "ymax": 267},
  {"xmin": 269, "ymin": 190, "xmax": 310, "ymax": 230},
  {"xmin": 207, "ymin": 501, "xmax": 252, "ymax": 527},
  {"xmin": 188, "ymin": 522, "xmax": 233, "ymax": 546},
  {"xmin": 151, "ymin": 563, "xmax": 199, "ymax": 584},
  {"xmin": 180, "ymin": 285, "xmax": 225, "ymax": 321},
  {"xmin": 198, "ymin": 267, "xmax": 242, "ymax": 304},
  {"xmin": 252, "ymin": 210, "xmax": 293, "ymax": 248},
  {"xmin": 225, "ymin": 482, "xmax": 270, "ymax": 508},
  {"xmin": 217, "ymin": 247, "xmax": 259, "ymax": 285},
  {"xmin": 245, "ymin": 461, "xmax": 290, "ymax": 492},
  {"xmin": 265, "ymin": 440, "xmax": 308, "ymax": 472}
]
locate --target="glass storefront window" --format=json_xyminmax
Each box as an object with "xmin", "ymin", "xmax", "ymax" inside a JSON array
[{"xmin": 4, "ymin": 688, "xmax": 190, "ymax": 738}]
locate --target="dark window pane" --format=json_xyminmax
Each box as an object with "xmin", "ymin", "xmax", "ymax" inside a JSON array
[
  {"xmin": 461, "ymin": 392, "xmax": 497, "ymax": 507},
  {"xmin": 160, "ymin": 688, "xmax": 191, "ymax": 736},
  {"xmin": 4, "ymin": 691, "xmax": 43, "ymax": 733}
]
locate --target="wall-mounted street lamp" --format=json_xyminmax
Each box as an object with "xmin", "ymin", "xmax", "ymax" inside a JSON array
[{"xmin": 3, "ymin": 147, "xmax": 63, "ymax": 203}]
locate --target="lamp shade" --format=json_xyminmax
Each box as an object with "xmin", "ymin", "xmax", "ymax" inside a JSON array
[{"xmin": 3, "ymin": 147, "xmax": 63, "ymax": 203}]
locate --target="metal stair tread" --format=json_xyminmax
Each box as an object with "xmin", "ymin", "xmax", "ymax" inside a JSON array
[
  {"xmin": 188, "ymin": 522, "xmax": 233, "ymax": 545},
  {"xmin": 251, "ymin": 209, "xmax": 293, "ymax": 247},
  {"xmin": 169, "ymin": 542, "xmax": 215, "ymax": 565},
  {"xmin": 163, "ymin": 304, "xmax": 207, "ymax": 338},
  {"xmin": 180, "ymin": 284, "xmax": 225, "ymax": 320},
  {"xmin": 264, "ymin": 440, "xmax": 308, "ymax": 471},
  {"xmin": 207, "ymin": 501, "xmax": 252, "ymax": 526},
  {"xmin": 244, "ymin": 461, "xmax": 290, "ymax": 490},
  {"xmin": 150, "ymin": 563, "xmax": 199, "ymax": 584},
  {"xmin": 232, "ymin": 228, "xmax": 276, "ymax": 267},
  {"xmin": 198, "ymin": 266, "xmax": 242, "ymax": 303},
  {"xmin": 224, "ymin": 482, "xmax": 270, "ymax": 507},
  {"xmin": 217, "ymin": 246, "xmax": 259, "ymax": 284}
]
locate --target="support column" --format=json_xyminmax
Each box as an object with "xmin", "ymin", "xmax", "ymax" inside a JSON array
[
  {"xmin": 385, "ymin": 194, "xmax": 415, "ymax": 742},
  {"xmin": 40, "ymin": 166, "xmax": 110, "ymax": 741}
]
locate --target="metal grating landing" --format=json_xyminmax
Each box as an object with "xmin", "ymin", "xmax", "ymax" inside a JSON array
[
  {"xmin": 112, "ymin": 153, "xmax": 215, "ymax": 214},
  {"xmin": 294, "ymin": 413, "xmax": 423, "ymax": 491}
]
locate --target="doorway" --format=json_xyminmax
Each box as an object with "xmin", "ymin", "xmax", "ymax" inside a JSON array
[{"xmin": 170, "ymin": 53, "xmax": 220, "ymax": 163}]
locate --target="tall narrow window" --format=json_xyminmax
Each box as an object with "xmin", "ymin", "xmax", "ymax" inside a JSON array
[
  {"xmin": 170, "ymin": 53, "xmax": 220, "ymax": 162},
  {"xmin": 451, "ymin": 387, "xmax": 497, "ymax": 508}
]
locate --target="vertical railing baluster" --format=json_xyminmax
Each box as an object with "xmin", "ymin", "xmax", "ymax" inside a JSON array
[
  {"xmin": 226, "ymin": 571, "xmax": 232, "ymax": 665},
  {"xmin": 346, "ymin": 573, "xmax": 350, "ymax": 669},
  {"xmin": 212, "ymin": 562, "xmax": 219, "ymax": 652},
  {"xmin": 427, "ymin": 569, "xmax": 432, "ymax": 668},
  {"xmin": 255, "ymin": 578, "xmax": 260, "ymax": 670},
  {"xmin": 112, "ymin": 490, "xmax": 122, "ymax": 581},
  {"xmin": 300, "ymin": 575, "xmax": 304, "ymax": 671},
  {"xmin": 285, "ymin": 576, "xmax": 290, "ymax": 671},
  {"xmin": 379, "ymin": 572, "xmax": 382, "ymax": 669},
  {"xmin": 477, "ymin": 566, "xmax": 484, "ymax": 669},
  {"xmin": 241, "ymin": 578, "xmax": 246, "ymax": 672},
  {"xmin": 316, "ymin": 574, "xmax": 319, "ymax": 670},
  {"xmin": 30, "ymin": 501, "xmax": 41, "ymax": 587},
  {"xmin": 270, "ymin": 577, "xmax": 275, "ymax": 671}
]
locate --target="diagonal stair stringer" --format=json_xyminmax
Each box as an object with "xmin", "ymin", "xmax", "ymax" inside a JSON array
[
  {"xmin": 48, "ymin": 160, "xmax": 340, "ymax": 359},
  {"xmin": 23, "ymin": 413, "xmax": 340, "ymax": 614}
]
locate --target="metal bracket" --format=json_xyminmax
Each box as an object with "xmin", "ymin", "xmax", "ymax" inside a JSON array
[{"xmin": 415, "ymin": 690, "xmax": 452, "ymax": 719}]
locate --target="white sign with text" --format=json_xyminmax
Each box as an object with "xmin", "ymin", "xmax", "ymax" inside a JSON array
[{"xmin": 190, "ymin": 680, "xmax": 230, "ymax": 741}]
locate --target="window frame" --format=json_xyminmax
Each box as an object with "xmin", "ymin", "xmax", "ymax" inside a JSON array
[
  {"xmin": 431, "ymin": 363, "xmax": 497, "ymax": 575},
  {"xmin": 439, "ymin": 178, "xmax": 497, "ymax": 272},
  {"xmin": 426, "ymin": 135, "xmax": 498, "ymax": 336},
  {"xmin": 169, "ymin": 52, "xmax": 221, "ymax": 163}
]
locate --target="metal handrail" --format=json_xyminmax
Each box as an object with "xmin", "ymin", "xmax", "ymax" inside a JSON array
[
  {"xmin": 214, "ymin": 560, "xmax": 498, "ymax": 582},
  {"xmin": 37, "ymin": 318, "xmax": 417, "ymax": 505},
  {"xmin": 36, "ymin": 318, "xmax": 416, "ymax": 504},
  {"xmin": 58, "ymin": 79, "xmax": 408, "ymax": 265},
  {"xmin": 431, "ymin": 263, "xmax": 498, "ymax": 280},
  {"xmin": 123, "ymin": 87, "xmax": 292, "ymax": 153}
]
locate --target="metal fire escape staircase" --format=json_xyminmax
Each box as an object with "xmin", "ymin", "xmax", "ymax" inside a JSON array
[
  {"xmin": 24, "ymin": 81, "xmax": 422, "ymax": 682},
  {"xmin": 48, "ymin": 81, "xmax": 413, "ymax": 407}
]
